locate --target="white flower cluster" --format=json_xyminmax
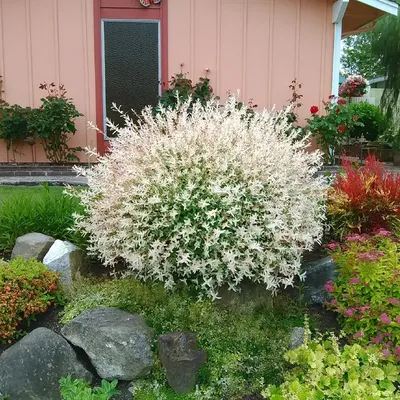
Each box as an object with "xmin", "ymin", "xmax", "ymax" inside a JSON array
[{"xmin": 73, "ymin": 97, "xmax": 327, "ymax": 299}]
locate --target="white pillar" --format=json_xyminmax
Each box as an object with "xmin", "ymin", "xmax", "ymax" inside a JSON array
[{"xmin": 332, "ymin": 0, "xmax": 349, "ymax": 96}]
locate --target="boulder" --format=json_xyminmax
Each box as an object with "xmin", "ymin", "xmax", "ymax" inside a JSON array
[
  {"xmin": 61, "ymin": 307, "xmax": 154, "ymax": 381},
  {"xmin": 43, "ymin": 239, "xmax": 88, "ymax": 285},
  {"xmin": 302, "ymin": 256, "xmax": 338, "ymax": 305},
  {"xmin": 0, "ymin": 328, "xmax": 92, "ymax": 400},
  {"xmin": 289, "ymin": 327, "xmax": 308, "ymax": 349},
  {"xmin": 11, "ymin": 232, "xmax": 55, "ymax": 261},
  {"xmin": 158, "ymin": 332, "xmax": 206, "ymax": 395}
]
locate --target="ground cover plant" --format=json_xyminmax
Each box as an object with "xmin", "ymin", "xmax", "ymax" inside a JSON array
[
  {"xmin": 325, "ymin": 231, "xmax": 400, "ymax": 360},
  {"xmin": 264, "ymin": 323, "xmax": 400, "ymax": 400},
  {"xmin": 327, "ymin": 155, "xmax": 400, "ymax": 238},
  {"xmin": 0, "ymin": 257, "xmax": 61, "ymax": 343},
  {"xmin": 0, "ymin": 184, "xmax": 85, "ymax": 254},
  {"xmin": 59, "ymin": 376, "xmax": 120, "ymax": 400},
  {"xmin": 62, "ymin": 277, "xmax": 308, "ymax": 400},
  {"xmin": 72, "ymin": 97, "xmax": 326, "ymax": 299}
]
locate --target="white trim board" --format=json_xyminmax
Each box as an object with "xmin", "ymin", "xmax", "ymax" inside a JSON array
[
  {"xmin": 356, "ymin": 0, "xmax": 398, "ymax": 16},
  {"xmin": 332, "ymin": 0, "xmax": 349, "ymax": 95},
  {"xmin": 333, "ymin": 0, "xmax": 349, "ymax": 23}
]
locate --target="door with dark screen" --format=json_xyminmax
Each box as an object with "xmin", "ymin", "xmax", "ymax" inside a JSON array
[{"xmin": 102, "ymin": 20, "xmax": 160, "ymax": 137}]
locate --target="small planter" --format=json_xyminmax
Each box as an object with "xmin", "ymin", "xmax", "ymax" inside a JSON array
[
  {"xmin": 24, "ymin": 136, "xmax": 36, "ymax": 146},
  {"xmin": 349, "ymin": 96, "xmax": 365, "ymax": 104},
  {"xmin": 393, "ymin": 151, "xmax": 400, "ymax": 166}
]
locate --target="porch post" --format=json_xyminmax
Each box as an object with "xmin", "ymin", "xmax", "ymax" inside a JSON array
[{"xmin": 332, "ymin": 0, "xmax": 349, "ymax": 96}]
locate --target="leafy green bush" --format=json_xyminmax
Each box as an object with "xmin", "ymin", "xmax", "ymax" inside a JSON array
[
  {"xmin": 62, "ymin": 277, "xmax": 307, "ymax": 399},
  {"xmin": 0, "ymin": 257, "xmax": 62, "ymax": 343},
  {"xmin": 28, "ymin": 82, "xmax": 83, "ymax": 163},
  {"xmin": 325, "ymin": 232, "xmax": 400, "ymax": 360},
  {"xmin": 0, "ymin": 184, "xmax": 85, "ymax": 253},
  {"xmin": 264, "ymin": 327, "xmax": 400, "ymax": 400},
  {"xmin": 59, "ymin": 376, "xmax": 120, "ymax": 400},
  {"xmin": 347, "ymin": 102, "xmax": 390, "ymax": 142},
  {"xmin": 0, "ymin": 104, "xmax": 32, "ymax": 149}
]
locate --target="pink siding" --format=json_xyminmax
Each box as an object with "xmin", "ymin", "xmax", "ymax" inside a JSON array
[
  {"xmin": 0, "ymin": 0, "xmax": 96, "ymax": 163},
  {"xmin": 0, "ymin": 0, "xmax": 334, "ymax": 163},
  {"xmin": 168, "ymin": 0, "xmax": 334, "ymax": 123}
]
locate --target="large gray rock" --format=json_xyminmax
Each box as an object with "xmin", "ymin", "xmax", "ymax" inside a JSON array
[
  {"xmin": 158, "ymin": 332, "xmax": 206, "ymax": 395},
  {"xmin": 61, "ymin": 307, "xmax": 154, "ymax": 381},
  {"xmin": 289, "ymin": 327, "xmax": 308, "ymax": 349},
  {"xmin": 0, "ymin": 328, "xmax": 92, "ymax": 400},
  {"xmin": 303, "ymin": 256, "xmax": 338, "ymax": 305},
  {"xmin": 11, "ymin": 232, "xmax": 55, "ymax": 261},
  {"xmin": 43, "ymin": 239, "xmax": 88, "ymax": 285}
]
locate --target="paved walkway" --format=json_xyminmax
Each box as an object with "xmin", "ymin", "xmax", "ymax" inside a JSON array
[
  {"xmin": 0, "ymin": 163, "xmax": 399, "ymax": 187},
  {"xmin": 0, "ymin": 175, "xmax": 87, "ymax": 186}
]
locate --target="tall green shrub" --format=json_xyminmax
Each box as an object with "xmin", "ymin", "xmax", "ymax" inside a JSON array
[{"xmin": 347, "ymin": 102, "xmax": 390, "ymax": 142}]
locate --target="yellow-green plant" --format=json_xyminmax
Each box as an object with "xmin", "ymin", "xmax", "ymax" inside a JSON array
[{"xmin": 264, "ymin": 324, "xmax": 400, "ymax": 400}]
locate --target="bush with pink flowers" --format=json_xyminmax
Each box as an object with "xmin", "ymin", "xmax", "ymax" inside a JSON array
[
  {"xmin": 339, "ymin": 74, "xmax": 368, "ymax": 98},
  {"xmin": 325, "ymin": 232, "xmax": 400, "ymax": 360}
]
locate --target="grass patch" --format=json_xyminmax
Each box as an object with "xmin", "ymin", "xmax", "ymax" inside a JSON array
[
  {"xmin": 0, "ymin": 184, "xmax": 85, "ymax": 253},
  {"xmin": 62, "ymin": 278, "xmax": 309, "ymax": 399},
  {"xmin": 0, "ymin": 186, "xmax": 66, "ymax": 203}
]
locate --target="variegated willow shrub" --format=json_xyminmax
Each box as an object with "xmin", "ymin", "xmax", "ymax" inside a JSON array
[{"xmin": 72, "ymin": 98, "xmax": 327, "ymax": 298}]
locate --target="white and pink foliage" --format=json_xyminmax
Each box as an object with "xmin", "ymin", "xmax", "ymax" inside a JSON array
[{"xmin": 73, "ymin": 98, "xmax": 327, "ymax": 299}]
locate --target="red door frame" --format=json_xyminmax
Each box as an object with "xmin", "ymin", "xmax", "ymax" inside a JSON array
[{"xmin": 93, "ymin": 0, "xmax": 168, "ymax": 155}]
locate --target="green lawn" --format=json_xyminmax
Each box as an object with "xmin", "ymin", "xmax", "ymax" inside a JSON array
[
  {"xmin": 0, "ymin": 185, "xmax": 85, "ymax": 253},
  {"xmin": 0, "ymin": 185, "xmax": 66, "ymax": 203}
]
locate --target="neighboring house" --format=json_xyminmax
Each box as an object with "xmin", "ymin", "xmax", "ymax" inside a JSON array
[
  {"xmin": 368, "ymin": 76, "xmax": 386, "ymax": 105},
  {"xmin": 0, "ymin": 0, "xmax": 398, "ymax": 162}
]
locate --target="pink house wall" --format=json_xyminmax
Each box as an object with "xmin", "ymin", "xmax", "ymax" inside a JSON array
[
  {"xmin": 0, "ymin": 0, "xmax": 96, "ymax": 163},
  {"xmin": 0, "ymin": 0, "xmax": 334, "ymax": 163},
  {"xmin": 168, "ymin": 0, "xmax": 334, "ymax": 122}
]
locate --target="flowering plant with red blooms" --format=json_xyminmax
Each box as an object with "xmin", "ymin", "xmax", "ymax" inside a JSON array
[
  {"xmin": 339, "ymin": 74, "xmax": 368, "ymax": 98},
  {"xmin": 304, "ymin": 96, "xmax": 363, "ymax": 164},
  {"xmin": 328, "ymin": 155, "xmax": 400, "ymax": 238},
  {"xmin": 325, "ymin": 233, "xmax": 400, "ymax": 361}
]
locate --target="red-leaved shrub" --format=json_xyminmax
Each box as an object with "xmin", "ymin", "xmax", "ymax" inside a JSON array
[
  {"xmin": 327, "ymin": 155, "xmax": 400, "ymax": 238},
  {"xmin": 0, "ymin": 257, "xmax": 61, "ymax": 343}
]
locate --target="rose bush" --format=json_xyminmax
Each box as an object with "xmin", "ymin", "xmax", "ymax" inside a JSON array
[
  {"xmin": 72, "ymin": 97, "xmax": 326, "ymax": 299},
  {"xmin": 305, "ymin": 96, "xmax": 363, "ymax": 164}
]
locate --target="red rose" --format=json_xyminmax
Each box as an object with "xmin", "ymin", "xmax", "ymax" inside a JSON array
[
  {"xmin": 336, "ymin": 108, "xmax": 341, "ymax": 114},
  {"xmin": 329, "ymin": 95, "xmax": 335, "ymax": 100},
  {"xmin": 338, "ymin": 99, "xmax": 347, "ymax": 105},
  {"xmin": 310, "ymin": 106, "xmax": 319, "ymax": 114},
  {"xmin": 338, "ymin": 125, "xmax": 346, "ymax": 132}
]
